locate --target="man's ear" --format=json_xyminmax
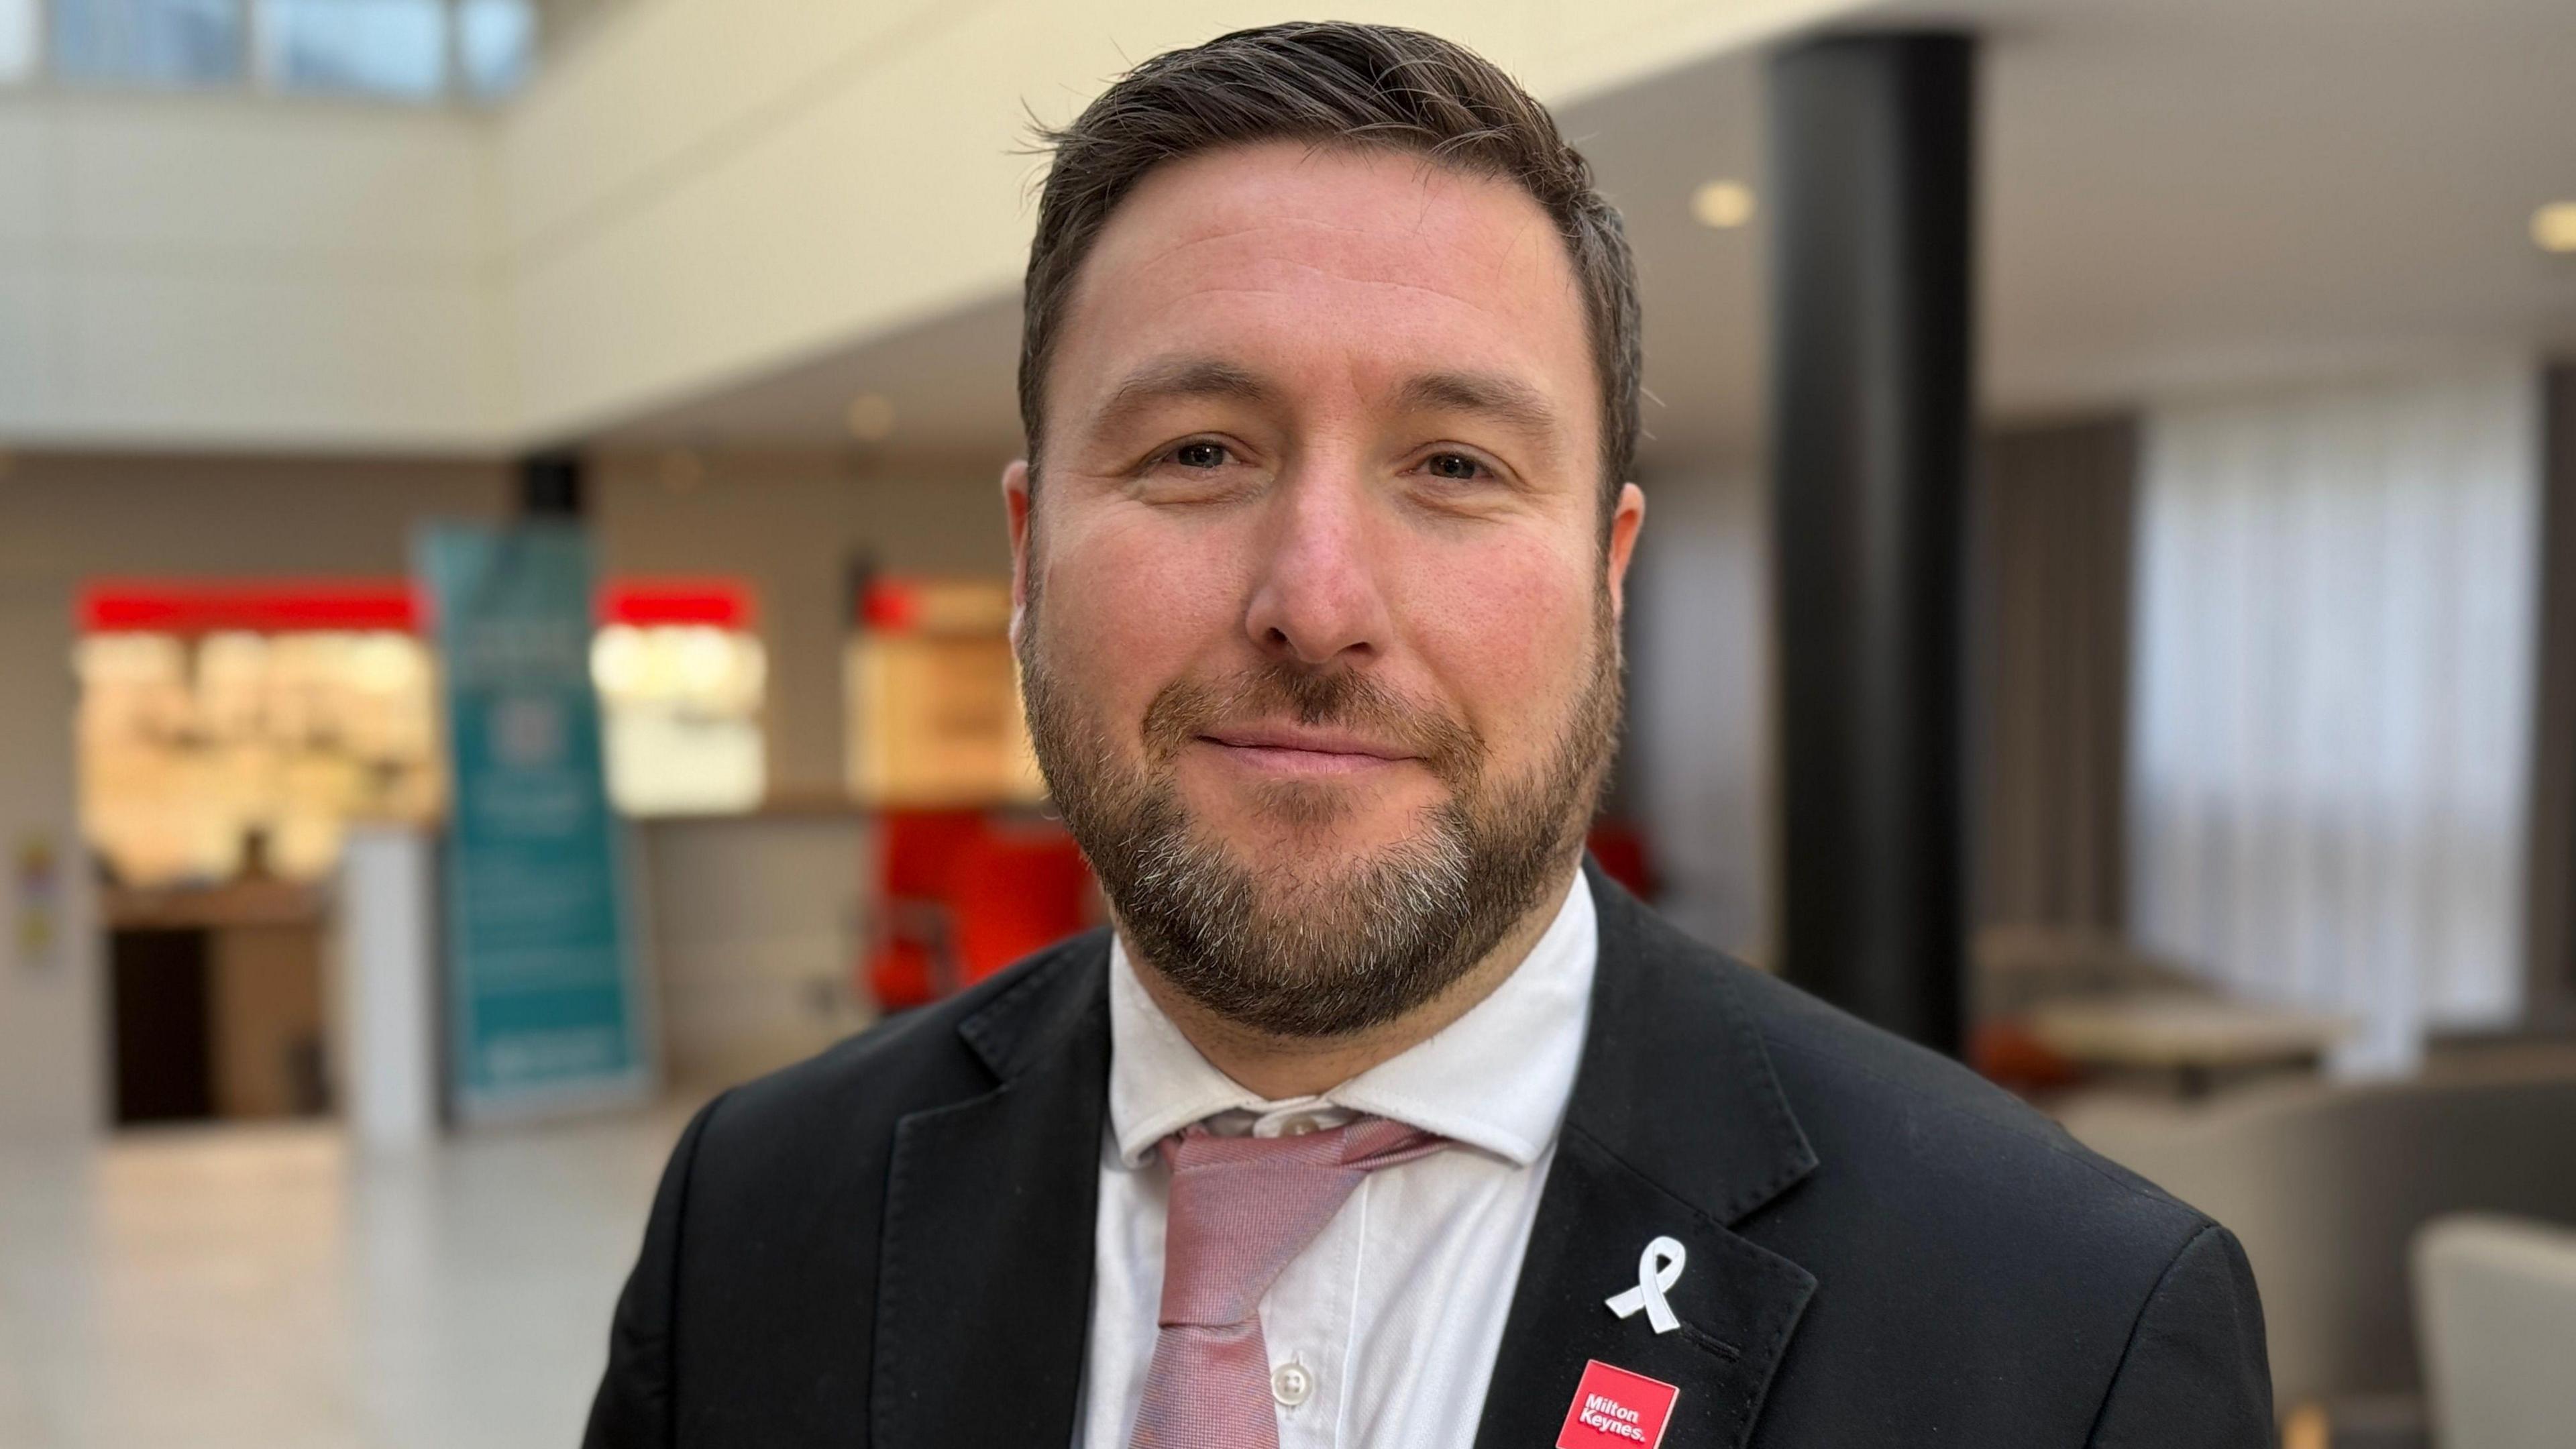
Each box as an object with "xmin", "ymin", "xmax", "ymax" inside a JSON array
[
  {"xmin": 1605, "ymin": 482, "xmax": 1647, "ymax": 623},
  {"xmin": 1003, "ymin": 458, "xmax": 1034, "ymax": 646}
]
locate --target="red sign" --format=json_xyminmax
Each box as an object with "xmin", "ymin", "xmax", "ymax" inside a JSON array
[
  {"xmin": 81, "ymin": 578, "xmax": 421, "ymax": 635},
  {"xmin": 1557, "ymin": 1360, "xmax": 1679, "ymax": 1449},
  {"xmin": 79, "ymin": 576, "xmax": 756, "ymax": 635},
  {"xmin": 600, "ymin": 577, "xmax": 755, "ymax": 629}
]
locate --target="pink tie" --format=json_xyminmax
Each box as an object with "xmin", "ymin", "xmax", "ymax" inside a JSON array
[{"xmin": 1127, "ymin": 1117, "xmax": 1447, "ymax": 1449}]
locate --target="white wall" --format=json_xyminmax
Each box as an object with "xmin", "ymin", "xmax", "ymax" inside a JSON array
[
  {"xmin": 0, "ymin": 93, "xmax": 510, "ymax": 451},
  {"xmin": 1624, "ymin": 470, "xmax": 1773, "ymax": 961},
  {"xmin": 636, "ymin": 810, "xmax": 876, "ymax": 1091},
  {"xmin": 0, "ymin": 582, "xmax": 99, "ymax": 1137}
]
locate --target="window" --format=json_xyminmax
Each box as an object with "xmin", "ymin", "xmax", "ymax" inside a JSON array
[
  {"xmin": 38, "ymin": 0, "xmax": 540, "ymax": 99},
  {"xmin": 78, "ymin": 627, "xmax": 445, "ymax": 887},
  {"xmin": 49, "ymin": 0, "xmax": 244, "ymax": 87},
  {"xmin": 256, "ymin": 0, "xmax": 443, "ymax": 101},
  {"xmin": 845, "ymin": 578, "xmax": 1046, "ymax": 808},
  {"xmin": 2128, "ymin": 368, "xmax": 2542, "ymax": 1075},
  {"xmin": 0, "ymin": 0, "xmax": 38, "ymax": 83},
  {"xmin": 592, "ymin": 623, "xmax": 767, "ymax": 818},
  {"xmin": 453, "ymin": 0, "xmax": 529, "ymax": 100}
]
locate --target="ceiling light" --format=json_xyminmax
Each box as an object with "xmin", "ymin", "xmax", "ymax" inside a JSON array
[
  {"xmin": 845, "ymin": 392, "xmax": 899, "ymax": 443},
  {"xmin": 2534, "ymin": 202, "xmax": 2576, "ymax": 255},
  {"xmin": 1691, "ymin": 180, "xmax": 1756, "ymax": 231}
]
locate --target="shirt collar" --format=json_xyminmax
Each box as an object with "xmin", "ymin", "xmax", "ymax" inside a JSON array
[{"xmin": 1106, "ymin": 867, "xmax": 1597, "ymax": 1169}]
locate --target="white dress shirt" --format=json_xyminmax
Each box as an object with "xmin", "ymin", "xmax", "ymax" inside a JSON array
[{"xmin": 1074, "ymin": 869, "xmax": 1597, "ymax": 1449}]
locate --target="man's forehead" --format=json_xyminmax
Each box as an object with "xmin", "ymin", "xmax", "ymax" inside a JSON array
[
  {"xmin": 1093, "ymin": 142, "xmax": 1561, "ymax": 274},
  {"xmin": 1051, "ymin": 142, "xmax": 1594, "ymax": 417}
]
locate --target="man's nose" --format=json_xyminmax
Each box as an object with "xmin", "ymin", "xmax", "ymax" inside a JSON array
[{"xmin": 1242, "ymin": 467, "xmax": 1392, "ymax": 667}]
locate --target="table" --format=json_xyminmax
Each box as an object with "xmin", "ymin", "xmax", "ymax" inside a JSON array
[{"xmin": 2028, "ymin": 994, "xmax": 2353, "ymax": 1097}]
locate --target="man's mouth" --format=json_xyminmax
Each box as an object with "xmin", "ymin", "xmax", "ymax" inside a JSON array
[{"xmin": 1195, "ymin": 724, "xmax": 1417, "ymax": 775}]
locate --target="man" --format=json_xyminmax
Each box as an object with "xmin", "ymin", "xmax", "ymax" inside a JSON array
[{"xmin": 585, "ymin": 21, "xmax": 2270, "ymax": 1449}]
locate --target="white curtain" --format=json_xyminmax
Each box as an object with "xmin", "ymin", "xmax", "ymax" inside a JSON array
[{"xmin": 2129, "ymin": 367, "xmax": 2542, "ymax": 1077}]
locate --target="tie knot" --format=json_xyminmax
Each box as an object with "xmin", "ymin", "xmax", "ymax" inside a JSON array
[
  {"xmin": 1161, "ymin": 1115, "xmax": 1440, "ymax": 1174},
  {"xmin": 1154, "ymin": 1116, "xmax": 1445, "ymax": 1328}
]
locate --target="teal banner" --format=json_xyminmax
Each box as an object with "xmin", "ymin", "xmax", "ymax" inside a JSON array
[{"xmin": 417, "ymin": 521, "xmax": 651, "ymax": 1118}]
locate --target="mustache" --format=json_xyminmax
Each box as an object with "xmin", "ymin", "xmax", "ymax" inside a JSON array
[{"xmin": 1138, "ymin": 662, "xmax": 1485, "ymax": 786}]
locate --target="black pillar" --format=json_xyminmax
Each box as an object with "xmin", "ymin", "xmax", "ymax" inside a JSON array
[
  {"xmin": 519, "ymin": 451, "xmax": 586, "ymax": 517},
  {"xmin": 1766, "ymin": 32, "xmax": 1976, "ymax": 1053}
]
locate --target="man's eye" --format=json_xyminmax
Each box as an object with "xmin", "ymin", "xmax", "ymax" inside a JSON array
[
  {"xmin": 1171, "ymin": 441, "xmax": 1230, "ymax": 470},
  {"xmin": 1422, "ymin": 452, "xmax": 1487, "ymax": 482}
]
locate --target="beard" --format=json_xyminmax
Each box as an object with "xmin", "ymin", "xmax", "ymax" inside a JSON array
[{"xmin": 1017, "ymin": 591, "xmax": 1623, "ymax": 1040}]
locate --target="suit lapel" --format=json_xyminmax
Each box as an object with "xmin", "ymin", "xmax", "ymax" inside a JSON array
[
  {"xmin": 871, "ymin": 934, "xmax": 1112, "ymax": 1449},
  {"xmin": 1472, "ymin": 866, "xmax": 1821, "ymax": 1449}
]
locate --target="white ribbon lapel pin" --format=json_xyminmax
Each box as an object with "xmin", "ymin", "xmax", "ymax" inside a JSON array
[{"xmin": 1605, "ymin": 1234, "xmax": 1687, "ymax": 1334}]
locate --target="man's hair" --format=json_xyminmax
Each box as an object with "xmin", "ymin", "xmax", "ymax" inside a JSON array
[{"xmin": 1018, "ymin": 21, "xmax": 1642, "ymax": 515}]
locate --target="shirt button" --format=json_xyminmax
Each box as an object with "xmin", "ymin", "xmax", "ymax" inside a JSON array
[
  {"xmin": 1282, "ymin": 1117, "xmax": 1322, "ymax": 1136},
  {"xmin": 1271, "ymin": 1360, "xmax": 1315, "ymax": 1407}
]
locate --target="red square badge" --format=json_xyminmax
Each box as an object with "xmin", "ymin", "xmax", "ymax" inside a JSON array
[{"xmin": 1556, "ymin": 1359, "xmax": 1680, "ymax": 1449}]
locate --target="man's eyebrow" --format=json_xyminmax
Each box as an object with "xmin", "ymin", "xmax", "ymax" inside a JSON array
[
  {"xmin": 1393, "ymin": 370, "xmax": 1565, "ymax": 447},
  {"xmin": 1093, "ymin": 356, "xmax": 1279, "ymax": 433}
]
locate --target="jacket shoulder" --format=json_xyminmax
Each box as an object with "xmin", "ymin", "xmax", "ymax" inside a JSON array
[
  {"xmin": 1607, "ymin": 894, "xmax": 2215, "ymax": 1271},
  {"xmin": 1651, "ymin": 927, "xmax": 2271, "ymax": 1439},
  {"xmin": 692, "ymin": 927, "xmax": 1110, "ymax": 1166},
  {"xmin": 1728, "ymin": 949, "xmax": 2204, "ymax": 1236}
]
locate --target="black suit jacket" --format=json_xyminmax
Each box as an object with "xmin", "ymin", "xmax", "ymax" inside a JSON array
[{"xmin": 586, "ymin": 865, "xmax": 2271, "ymax": 1447}]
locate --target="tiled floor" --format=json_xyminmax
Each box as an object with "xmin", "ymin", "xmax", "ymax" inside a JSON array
[{"xmin": 0, "ymin": 1106, "xmax": 694, "ymax": 1449}]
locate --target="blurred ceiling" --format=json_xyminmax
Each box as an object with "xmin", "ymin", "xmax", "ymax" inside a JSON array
[{"xmin": 596, "ymin": 0, "xmax": 2576, "ymax": 474}]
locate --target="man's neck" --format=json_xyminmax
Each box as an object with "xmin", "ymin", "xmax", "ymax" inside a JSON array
[{"xmin": 1120, "ymin": 863, "xmax": 1582, "ymax": 1101}]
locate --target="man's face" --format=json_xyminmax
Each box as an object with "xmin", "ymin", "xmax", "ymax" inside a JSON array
[{"xmin": 1008, "ymin": 140, "xmax": 1646, "ymax": 1037}]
